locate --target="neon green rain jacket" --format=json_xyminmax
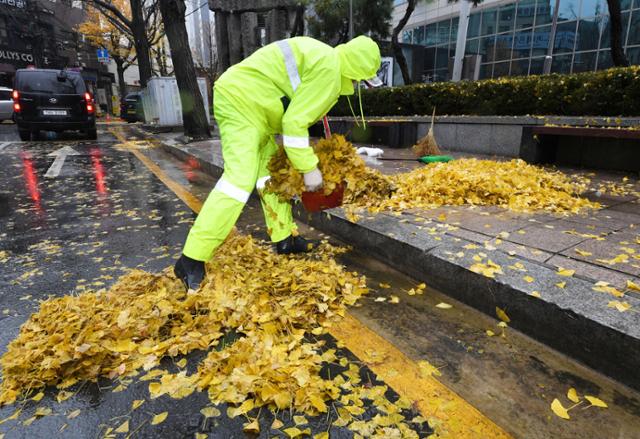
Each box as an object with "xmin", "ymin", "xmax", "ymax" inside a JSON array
[{"xmin": 214, "ymin": 36, "xmax": 381, "ymax": 174}]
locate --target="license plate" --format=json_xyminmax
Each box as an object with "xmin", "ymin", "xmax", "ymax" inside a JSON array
[{"xmin": 43, "ymin": 110, "xmax": 67, "ymax": 116}]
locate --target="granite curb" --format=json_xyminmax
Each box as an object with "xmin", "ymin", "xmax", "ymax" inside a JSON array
[{"xmin": 154, "ymin": 134, "xmax": 640, "ymax": 392}]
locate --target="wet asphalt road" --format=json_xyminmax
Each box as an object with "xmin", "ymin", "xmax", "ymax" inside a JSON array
[
  {"xmin": 0, "ymin": 123, "xmax": 430, "ymax": 439},
  {"xmin": 2, "ymin": 122, "xmax": 640, "ymax": 438}
]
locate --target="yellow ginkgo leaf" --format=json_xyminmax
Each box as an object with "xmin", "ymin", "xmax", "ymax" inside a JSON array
[
  {"xmin": 284, "ymin": 427, "xmax": 311, "ymax": 438},
  {"xmin": 115, "ymin": 420, "xmax": 129, "ymax": 433},
  {"xmin": 530, "ymin": 291, "xmax": 541, "ymax": 298},
  {"xmin": 523, "ymin": 276, "xmax": 534, "ymax": 283},
  {"xmin": 0, "ymin": 409, "xmax": 21, "ymax": 425},
  {"xmin": 379, "ymin": 283, "xmax": 391, "ymax": 289},
  {"xmin": 67, "ymin": 409, "xmax": 81, "ymax": 419},
  {"xmin": 200, "ymin": 406, "xmax": 221, "ymax": 418},
  {"xmin": 551, "ymin": 398, "xmax": 570, "ymax": 420},
  {"xmin": 131, "ymin": 400, "xmax": 145, "ymax": 410},
  {"xmin": 389, "ymin": 295, "xmax": 400, "ymax": 304},
  {"xmin": 314, "ymin": 433, "xmax": 329, "ymax": 439},
  {"xmin": 585, "ymin": 395, "xmax": 608, "ymax": 408},
  {"xmin": 271, "ymin": 419, "xmax": 284, "ymax": 429},
  {"xmin": 435, "ymin": 302, "xmax": 452, "ymax": 309},
  {"xmin": 151, "ymin": 412, "xmax": 168, "ymax": 425},
  {"xmin": 557, "ymin": 268, "xmax": 575, "ymax": 277},
  {"xmin": 486, "ymin": 330, "xmax": 495, "ymax": 337},
  {"xmin": 556, "ymin": 281, "xmax": 566, "ymax": 289},
  {"xmin": 31, "ymin": 392, "xmax": 44, "ymax": 402},
  {"xmin": 575, "ymin": 249, "xmax": 592, "ymax": 257},
  {"xmin": 607, "ymin": 301, "xmax": 631, "ymax": 312},
  {"xmin": 496, "ymin": 307, "xmax": 511, "ymax": 323},
  {"xmin": 627, "ymin": 280, "xmax": 640, "ymax": 292},
  {"xmin": 567, "ymin": 388, "xmax": 580, "ymax": 403},
  {"xmin": 176, "ymin": 358, "xmax": 187, "ymax": 368},
  {"xmin": 243, "ymin": 419, "xmax": 260, "ymax": 433},
  {"xmin": 417, "ymin": 360, "xmax": 442, "ymax": 378}
]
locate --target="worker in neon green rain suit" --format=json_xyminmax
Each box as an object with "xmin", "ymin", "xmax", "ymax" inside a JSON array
[{"xmin": 174, "ymin": 35, "xmax": 381, "ymax": 292}]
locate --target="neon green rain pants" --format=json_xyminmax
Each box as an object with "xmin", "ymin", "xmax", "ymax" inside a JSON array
[{"xmin": 182, "ymin": 91, "xmax": 296, "ymax": 262}]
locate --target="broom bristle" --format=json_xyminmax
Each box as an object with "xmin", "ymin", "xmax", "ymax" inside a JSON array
[{"xmin": 412, "ymin": 128, "xmax": 442, "ymax": 157}]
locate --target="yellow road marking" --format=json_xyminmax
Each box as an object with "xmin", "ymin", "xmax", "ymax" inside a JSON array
[{"xmin": 111, "ymin": 126, "xmax": 511, "ymax": 438}]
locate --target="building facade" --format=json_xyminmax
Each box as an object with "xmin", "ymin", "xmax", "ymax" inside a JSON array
[
  {"xmin": 0, "ymin": 0, "xmax": 114, "ymax": 111},
  {"xmin": 393, "ymin": 0, "xmax": 640, "ymax": 82}
]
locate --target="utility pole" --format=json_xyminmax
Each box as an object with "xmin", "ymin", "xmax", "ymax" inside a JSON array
[
  {"xmin": 349, "ymin": 0, "xmax": 354, "ymax": 40},
  {"xmin": 543, "ymin": 0, "xmax": 561, "ymax": 74},
  {"xmin": 452, "ymin": 0, "xmax": 471, "ymax": 82}
]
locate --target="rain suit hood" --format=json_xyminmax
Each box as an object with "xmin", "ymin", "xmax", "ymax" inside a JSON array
[{"xmin": 336, "ymin": 36, "xmax": 381, "ymax": 95}]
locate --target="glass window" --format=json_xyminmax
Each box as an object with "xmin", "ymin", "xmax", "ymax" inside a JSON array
[
  {"xmin": 511, "ymin": 58, "xmax": 530, "ymax": 75},
  {"xmin": 576, "ymin": 17, "xmax": 602, "ymax": 51},
  {"xmin": 498, "ymin": 4, "xmax": 516, "ymax": 33},
  {"xmin": 480, "ymin": 35, "xmax": 497, "ymax": 62},
  {"xmin": 629, "ymin": 10, "xmax": 640, "ymax": 45},
  {"xmin": 529, "ymin": 57, "xmax": 546, "ymax": 74},
  {"xmin": 535, "ymin": 0, "xmax": 553, "ymax": 26},
  {"xmin": 551, "ymin": 54, "xmax": 573, "ymax": 73},
  {"xmin": 468, "ymin": 12, "xmax": 481, "ymax": 38},
  {"xmin": 425, "ymin": 23, "xmax": 438, "ymax": 46},
  {"xmin": 414, "ymin": 25, "xmax": 426, "ymax": 45},
  {"xmin": 451, "ymin": 17, "xmax": 459, "ymax": 43},
  {"xmin": 512, "ymin": 29, "xmax": 533, "ymax": 58},
  {"xmin": 627, "ymin": 47, "xmax": 640, "ymax": 65},
  {"xmin": 424, "ymin": 47, "xmax": 436, "ymax": 71},
  {"xmin": 572, "ymin": 50, "xmax": 598, "ymax": 71},
  {"xmin": 402, "ymin": 29, "xmax": 413, "ymax": 44},
  {"xmin": 601, "ymin": 12, "xmax": 631, "ymax": 48},
  {"xmin": 597, "ymin": 50, "xmax": 613, "ymax": 69},
  {"xmin": 516, "ymin": 0, "xmax": 537, "ymax": 29},
  {"xmin": 532, "ymin": 25, "xmax": 552, "ymax": 56},
  {"xmin": 449, "ymin": 42, "xmax": 457, "ymax": 58},
  {"xmin": 554, "ymin": 21, "xmax": 578, "ymax": 54},
  {"xmin": 494, "ymin": 61, "xmax": 510, "ymax": 77},
  {"xmin": 481, "ymin": 8, "xmax": 498, "ymax": 35},
  {"xmin": 581, "ymin": 0, "xmax": 605, "ymax": 17},
  {"xmin": 479, "ymin": 63, "xmax": 493, "ymax": 79},
  {"xmin": 437, "ymin": 19, "xmax": 451, "ymax": 45},
  {"xmin": 435, "ymin": 45, "xmax": 450, "ymax": 69},
  {"xmin": 494, "ymin": 33, "xmax": 514, "ymax": 61},
  {"xmin": 465, "ymin": 38, "xmax": 480, "ymax": 55},
  {"xmin": 433, "ymin": 69, "xmax": 448, "ymax": 82},
  {"xmin": 557, "ymin": 0, "xmax": 580, "ymax": 20},
  {"xmin": 620, "ymin": 0, "xmax": 632, "ymax": 10}
]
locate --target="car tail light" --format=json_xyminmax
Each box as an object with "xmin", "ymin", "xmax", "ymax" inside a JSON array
[
  {"xmin": 12, "ymin": 90, "xmax": 19, "ymax": 100},
  {"xmin": 13, "ymin": 102, "xmax": 20, "ymax": 112},
  {"xmin": 85, "ymin": 92, "xmax": 94, "ymax": 114}
]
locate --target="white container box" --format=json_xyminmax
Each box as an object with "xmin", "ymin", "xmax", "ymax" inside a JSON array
[{"xmin": 143, "ymin": 77, "xmax": 210, "ymax": 126}]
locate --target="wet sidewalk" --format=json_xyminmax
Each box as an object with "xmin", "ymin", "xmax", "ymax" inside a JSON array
[{"xmin": 140, "ymin": 128, "xmax": 640, "ymax": 392}]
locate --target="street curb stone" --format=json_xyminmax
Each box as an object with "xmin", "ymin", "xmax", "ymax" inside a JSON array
[{"xmin": 155, "ymin": 134, "xmax": 640, "ymax": 392}]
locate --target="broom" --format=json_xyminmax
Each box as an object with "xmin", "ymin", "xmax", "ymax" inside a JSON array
[{"xmin": 412, "ymin": 107, "xmax": 441, "ymax": 157}]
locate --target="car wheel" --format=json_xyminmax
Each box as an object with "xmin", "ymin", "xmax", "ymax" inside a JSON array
[
  {"xmin": 86, "ymin": 128, "xmax": 97, "ymax": 140},
  {"xmin": 18, "ymin": 128, "xmax": 30, "ymax": 141}
]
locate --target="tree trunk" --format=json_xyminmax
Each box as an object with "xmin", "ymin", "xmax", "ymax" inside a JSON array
[
  {"xmin": 159, "ymin": 0, "xmax": 211, "ymax": 140},
  {"xmin": 115, "ymin": 58, "xmax": 127, "ymax": 99},
  {"xmin": 606, "ymin": 0, "xmax": 630, "ymax": 67},
  {"xmin": 290, "ymin": 4, "xmax": 305, "ymax": 37},
  {"xmin": 130, "ymin": 0, "xmax": 153, "ymax": 86},
  {"xmin": 392, "ymin": 0, "xmax": 416, "ymax": 85}
]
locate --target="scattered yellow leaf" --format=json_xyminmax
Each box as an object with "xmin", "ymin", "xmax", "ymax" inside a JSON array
[
  {"xmin": 523, "ymin": 275, "xmax": 534, "ymax": 283},
  {"xmin": 556, "ymin": 281, "xmax": 566, "ymax": 289},
  {"xmin": 585, "ymin": 395, "xmax": 608, "ymax": 408},
  {"xmin": 151, "ymin": 412, "xmax": 168, "ymax": 425},
  {"xmin": 389, "ymin": 295, "xmax": 400, "ymax": 304},
  {"xmin": 627, "ymin": 280, "xmax": 640, "ymax": 292},
  {"xmin": 115, "ymin": 420, "xmax": 129, "ymax": 433},
  {"xmin": 608, "ymin": 301, "xmax": 631, "ymax": 312},
  {"xmin": 496, "ymin": 307, "xmax": 511, "ymax": 323},
  {"xmin": 417, "ymin": 360, "xmax": 442, "ymax": 378},
  {"xmin": 567, "ymin": 388, "xmax": 580, "ymax": 403},
  {"xmin": 67, "ymin": 409, "xmax": 81, "ymax": 419},
  {"xmin": 243, "ymin": 418, "xmax": 260, "ymax": 433},
  {"xmin": 530, "ymin": 291, "xmax": 541, "ymax": 298},
  {"xmin": 551, "ymin": 398, "xmax": 570, "ymax": 420},
  {"xmin": 435, "ymin": 302, "xmax": 452, "ymax": 309},
  {"xmin": 200, "ymin": 406, "xmax": 221, "ymax": 418},
  {"xmin": 32, "ymin": 392, "xmax": 44, "ymax": 402},
  {"xmin": 575, "ymin": 249, "xmax": 592, "ymax": 257},
  {"xmin": 486, "ymin": 330, "xmax": 495, "ymax": 337},
  {"xmin": 557, "ymin": 268, "xmax": 575, "ymax": 277},
  {"xmin": 131, "ymin": 399, "xmax": 145, "ymax": 410}
]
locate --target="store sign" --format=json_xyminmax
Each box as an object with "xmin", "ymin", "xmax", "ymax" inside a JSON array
[
  {"xmin": 0, "ymin": 50, "xmax": 33, "ymax": 63},
  {"xmin": 0, "ymin": 0, "xmax": 26, "ymax": 8}
]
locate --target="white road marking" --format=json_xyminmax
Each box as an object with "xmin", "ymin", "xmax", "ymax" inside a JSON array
[{"xmin": 44, "ymin": 145, "xmax": 80, "ymax": 178}]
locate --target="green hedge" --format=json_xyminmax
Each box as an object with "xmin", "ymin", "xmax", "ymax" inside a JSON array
[{"xmin": 330, "ymin": 66, "xmax": 640, "ymax": 117}]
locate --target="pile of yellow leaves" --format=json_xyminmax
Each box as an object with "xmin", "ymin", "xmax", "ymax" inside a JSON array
[
  {"xmin": 266, "ymin": 134, "xmax": 396, "ymax": 206},
  {"xmin": 0, "ymin": 234, "xmax": 424, "ymax": 437},
  {"xmin": 266, "ymin": 135, "xmax": 598, "ymax": 215}
]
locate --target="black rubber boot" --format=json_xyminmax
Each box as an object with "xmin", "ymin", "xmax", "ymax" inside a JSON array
[
  {"xmin": 276, "ymin": 235, "xmax": 319, "ymax": 255},
  {"xmin": 174, "ymin": 254, "xmax": 205, "ymax": 292}
]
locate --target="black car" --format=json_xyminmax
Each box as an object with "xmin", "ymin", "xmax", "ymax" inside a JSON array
[
  {"xmin": 120, "ymin": 92, "xmax": 143, "ymax": 123},
  {"xmin": 13, "ymin": 68, "xmax": 97, "ymax": 141}
]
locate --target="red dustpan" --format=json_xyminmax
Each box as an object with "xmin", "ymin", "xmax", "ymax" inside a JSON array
[
  {"xmin": 301, "ymin": 183, "xmax": 344, "ymax": 212},
  {"xmin": 300, "ymin": 116, "xmax": 345, "ymax": 212}
]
